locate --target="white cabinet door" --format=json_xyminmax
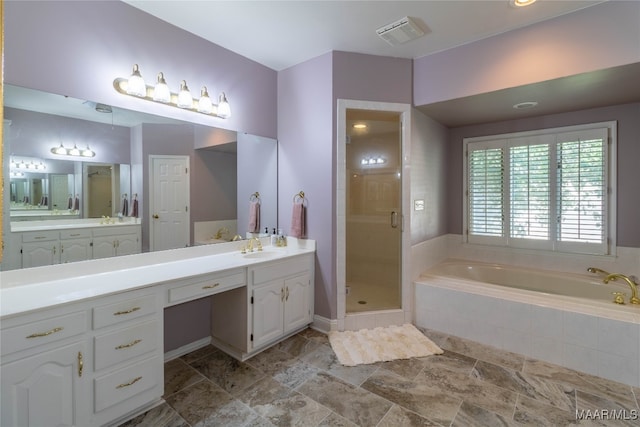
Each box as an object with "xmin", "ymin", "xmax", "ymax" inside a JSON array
[
  {"xmin": 92, "ymin": 236, "xmax": 116, "ymax": 259},
  {"xmin": 60, "ymin": 238, "xmax": 92, "ymax": 263},
  {"xmin": 115, "ymin": 233, "xmax": 140, "ymax": 256},
  {"xmin": 284, "ymin": 273, "xmax": 312, "ymax": 334},
  {"xmin": 22, "ymin": 241, "xmax": 59, "ymax": 267},
  {"xmin": 252, "ymin": 281, "xmax": 284, "ymax": 348},
  {"xmin": 1, "ymin": 341, "xmax": 88, "ymax": 427}
]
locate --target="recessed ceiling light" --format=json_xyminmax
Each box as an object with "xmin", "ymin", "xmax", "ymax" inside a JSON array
[
  {"xmin": 510, "ymin": 0, "xmax": 537, "ymax": 7},
  {"xmin": 513, "ymin": 101, "xmax": 538, "ymax": 110},
  {"xmin": 353, "ymin": 123, "xmax": 367, "ymax": 129}
]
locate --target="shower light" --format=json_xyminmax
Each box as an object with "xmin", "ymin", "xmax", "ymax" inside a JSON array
[{"xmin": 114, "ymin": 64, "xmax": 231, "ymax": 119}]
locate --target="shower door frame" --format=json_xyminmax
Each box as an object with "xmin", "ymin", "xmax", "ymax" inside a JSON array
[{"xmin": 336, "ymin": 99, "xmax": 412, "ymax": 331}]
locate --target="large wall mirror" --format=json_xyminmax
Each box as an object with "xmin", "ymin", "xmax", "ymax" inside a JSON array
[{"xmin": 2, "ymin": 84, "xmax": 277, "ymax": 269}]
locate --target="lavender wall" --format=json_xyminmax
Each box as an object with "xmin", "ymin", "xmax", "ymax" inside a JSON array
[
  {"xmin": 4, "ymin": 1, "xmax": 277, "ymax": 138},
  {"xmin": 5, "ymin": 108, "xmax": 130, "ymax": 165},
  {"xmin": 414, "ymin": 1, "xmax": 640, "ymax": 106},
  {"xmin": 278, "ymin": 53, "xmax": 334, "ymax": 318},
  {"xmin": 278, "ymin": 51, "xmax": 413, "ymax": 319},
  {"xmin": 447, "ymin": 102, "xmax": 640, "ymax": 248}
]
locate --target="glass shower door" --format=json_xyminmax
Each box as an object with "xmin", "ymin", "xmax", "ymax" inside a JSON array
[{"xmin": 345, "ymin": 109, "xmax": 402, "ymax": 313}]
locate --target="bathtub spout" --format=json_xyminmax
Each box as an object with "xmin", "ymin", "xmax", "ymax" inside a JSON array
[
  {"xmin": 603, "ymin": 274, "xmax": 640, "ymax": 305},
  {"xmin": 587, "ymin": 267, "xmax": 611, "ymax": 276}
]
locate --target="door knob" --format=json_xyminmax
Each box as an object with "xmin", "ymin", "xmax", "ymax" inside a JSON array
[{"xmin": 153, "ymin": 214, "xmax": 159, "ymax": 219}]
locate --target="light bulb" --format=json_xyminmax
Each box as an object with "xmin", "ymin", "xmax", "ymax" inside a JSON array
[
  {"xmin": 68, "ymin": 145, "xmax": 81, "ymax": 156},
  {"xmin": 126, "ymin": 64, "xmax": 146, "ymax": 97},
  {"xmin": 217, "ymin": 92, "xmax": 231, "ymax": 118},
  {"xmin": 82, "ymin": 146, "xmax": 95, "ymax": 157},
  {"xmin": 52, "ymin": 144, "xmax": 68, "ymax": 155},
  {"xmin": 177, "ymin": 80, "xmax": 193, "ymax": 109},
  {"xmin": 153, "ymin": 72, "xmax": 171, "ymax": 103},
  {"xmin": 197, "ymin": 86, "xmax": 213, "ymax": 114}
]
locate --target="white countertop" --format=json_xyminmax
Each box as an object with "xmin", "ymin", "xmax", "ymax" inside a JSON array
[
  {"xmin": 11, "ymin": 217, "xmax": 141, "ymax": 232},
  {"xmin": 0, "ymin": 237, "xmax": 315, "ymax": 319}
]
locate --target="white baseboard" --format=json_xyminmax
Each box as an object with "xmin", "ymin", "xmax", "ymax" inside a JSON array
[
  {"xmin": 164, "ymin": 336, "xmax": 211, "ymax": 362},
  {"xmin": 312, "ymin": 314, "xmax": 337, "ymax": 333}
]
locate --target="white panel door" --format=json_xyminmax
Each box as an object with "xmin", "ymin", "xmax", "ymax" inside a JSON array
[{"xmin": 150, "ymin": 156, "xmax": 190, "ymax": 251}]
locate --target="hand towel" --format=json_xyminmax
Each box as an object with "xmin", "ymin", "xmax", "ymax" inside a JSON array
[
  {"xmin": 248, "ymin": 201, "xmax": 260, "ymax": 233},
  {"xmin": 132, "ymin": 199, "xmax": 139, "ymax": 218},
  {"xmin": 73, "ymin": 196, "xmax": 80, "ymax": 211},
  {"xmin": 290, "ymin": 202, "xmax": 305, "ymax": 238},
  {"xmin": 68, "ymin": 196, "xmax": 73, "ymax": 209},
  {"xmin": 121, "ymin": 197, "xmax": 129, "ymax": 216}
]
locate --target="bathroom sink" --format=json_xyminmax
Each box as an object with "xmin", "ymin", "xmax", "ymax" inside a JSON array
[{"xmin": 243, "ymin": 250, "xmax": 279, "ymax": 259}]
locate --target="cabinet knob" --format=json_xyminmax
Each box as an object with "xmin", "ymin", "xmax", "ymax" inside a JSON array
[{"xmin": 153, "ymin": 214, "xmax": 159, "ymax": 219}]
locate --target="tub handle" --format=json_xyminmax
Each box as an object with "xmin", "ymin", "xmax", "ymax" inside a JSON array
[{"xmin": 612, "ymin": 292, "xmax": 626, "ymax": 305}]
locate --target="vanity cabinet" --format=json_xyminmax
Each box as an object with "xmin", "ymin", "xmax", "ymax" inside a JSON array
[
  {"xmin": 0, "ymin": 290, "xmax": 163, "ymax": 427},
  {"xmin": 7, "ymin": 225, "xmax": 141, "ymax": 269},
  {"xmin": 1, "ymin": 308, "xmax": 90, "ymax": 427},
  {"xmin": 21, "ymin": 230, "xmax": 60, "ymax": 268},
  {"xmin": 60, "ymin": 229, "xmax": 92, "ymax": 263},
  {"xmin": 92, "ymin": 227, "xmax": 141, "ymax": 259},
  {"xmin": 251, "ymin": 255, "xmax": 313, "ymax": 349},
  {"xmin": 1, "ymin": 341, "xmax": 89, "ymax": 427}
]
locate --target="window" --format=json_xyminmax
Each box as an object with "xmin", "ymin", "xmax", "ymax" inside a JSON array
[{"xmin": 464, "ymin": 123, "xmax": 615, "ymax": 255}]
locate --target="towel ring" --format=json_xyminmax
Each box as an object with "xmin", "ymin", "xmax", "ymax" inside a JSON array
[
  {"xmin": 293, "ymin": 190, "xmax": 306, "ymax": 205},
  {"xmin": 250, "ymin": 192, "xmax": 260, "ymax": 202}
]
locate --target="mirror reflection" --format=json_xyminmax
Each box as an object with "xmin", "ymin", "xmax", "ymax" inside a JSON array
[{"xmin": 3, "ymin": 85, "xmax": 277, "ymax": 270}]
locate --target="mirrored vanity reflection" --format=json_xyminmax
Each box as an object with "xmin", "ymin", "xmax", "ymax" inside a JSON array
[{"xmin": 2, "ymin": 85, "xmax": 277, "ymax": 270}]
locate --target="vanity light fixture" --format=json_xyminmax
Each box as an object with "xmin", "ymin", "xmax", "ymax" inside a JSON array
[
  {"xmin": 11, "ymin": 157, "xmax": 46, "ymax": 171},
  {"xmin": 126, "ymin": 64, "xmax": 147, "ymax": 97},
  {"xmin": 153, "ymin": 72, "xmax": 171, "ymax": 103},
  {"xmin": 50, "ymin": 143, "xmax": 95, "ymax": 158},
  {"xmin": 176, "ymin": 80, "xmax": 193, "ymax": 109},
  {"xmin": 114, "ymin": 64, "xmax": 232, "ymax": 119}
]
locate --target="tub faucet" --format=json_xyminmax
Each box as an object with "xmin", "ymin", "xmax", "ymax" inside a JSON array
[
  {"xmin": 603, "ymin": 273, "xmax": 640, "ymax": 305},
  {"xmin": 587, "ymin": 267, "xmax": 611, "ymax": 276}
]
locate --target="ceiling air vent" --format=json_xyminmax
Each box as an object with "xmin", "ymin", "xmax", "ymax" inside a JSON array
[{"xmin": 376, "ymin": 16, "xmax": 425, "ymax": 46}]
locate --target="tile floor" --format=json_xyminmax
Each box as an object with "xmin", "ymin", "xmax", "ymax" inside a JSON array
[{"xmin": 118, "ymin": 327, "xmax": 640, "ymax": 427}]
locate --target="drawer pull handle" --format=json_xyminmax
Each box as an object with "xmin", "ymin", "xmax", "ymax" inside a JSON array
[
  {"xmin": 34, "ymin": 236, "xmax": 46, "ymax": 240},
  {"xmin": 78, "ymin": 352, "xmax": 84, "ymax": 377},
  {"xmin": 26, "ymin": 327, "xmax": 64, "ymax": 338},
  {"xmin": 113, "ymin": 307, "xmax": 141, "ymax": 316},
  {"xmin": 116, "ymin": 376, "xmax": 142, "ymax": 389},
  {"xmin": 202, "ymin": 283, "xmax": 220, "ymax": 290},
  {"xmin": 115, "ymin": 339, "xmax": 142, "ymax": 350}
]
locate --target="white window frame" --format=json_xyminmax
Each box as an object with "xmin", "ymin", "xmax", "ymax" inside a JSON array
[{"xmin": 463, "ymin": 121, "xmax": 617, "ymax": 256}]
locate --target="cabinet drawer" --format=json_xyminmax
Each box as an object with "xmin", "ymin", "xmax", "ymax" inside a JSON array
[
  {"xmin": 94, "ymin": 356, "xmax": 160, "ymax": 412},
  {"xmin": 251, "ymin": 256, "xmax": 310, "ymax": 285},
  {"xmin": 1, "ymin": 311, "xmax": 86, "ymax": 356},
  {"xmin": 21, "ymin": 231, "xmax": 58, "ymax": 243},
  {"xmin": 94, "ymin": 320, "xmax": 159, "ymax": 371},
  {"xmin": 168, "ymin": 270, "xmax": 245, "ymax": 304},
  {"xmin": 93, "ymin": 294, "xmax": 157, "ymax": 330},
  {"xmin": 60, "ymin": 229, "xmax": 91, "ymax": 240}
]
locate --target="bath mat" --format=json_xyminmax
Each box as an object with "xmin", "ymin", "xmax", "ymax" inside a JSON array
[{"xmin": 328, "ymin": 324, "xmax": 443, "ymax": 366}]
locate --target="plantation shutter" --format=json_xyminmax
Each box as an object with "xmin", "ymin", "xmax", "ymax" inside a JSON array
[
  {"xmin": 467, "ymin": 142, "xmax": 505, "ymax": 245},
  {"xmin": 556, "ymin": 128, "xmax": 608, "ymax": 254},
  {"xmin": 508, "ymin": 136, "xmax": 553, "ymax": 249}
]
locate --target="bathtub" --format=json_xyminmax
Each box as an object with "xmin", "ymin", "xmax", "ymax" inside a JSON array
[{"xmin": 414, "ymin": 259, "xmax": 640, "ymax": 387}]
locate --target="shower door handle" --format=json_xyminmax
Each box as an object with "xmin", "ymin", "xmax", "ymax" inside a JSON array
[{"xmin": 390, "ymin": 211, "xmax": 398, "ymax": 228}]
